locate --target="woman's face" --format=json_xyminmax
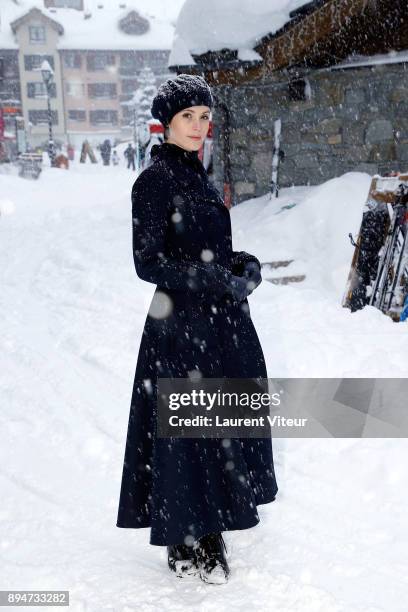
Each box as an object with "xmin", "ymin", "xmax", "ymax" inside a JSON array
[{"xmin": 166, "ymin": 105, "xmax": 211, "ymax": 151}]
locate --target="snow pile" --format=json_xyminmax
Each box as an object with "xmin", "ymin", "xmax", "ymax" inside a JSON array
[
  {"xmin": 1, "ymin": 157, "xmax": 408, "ymax": 610},
  {"xmin": 169, "ymin": 0, "xmax": 309, "ymax": 65},
  {"xmin": 231, "ymin": 172, "xmax": 372, "ymax": 299}
]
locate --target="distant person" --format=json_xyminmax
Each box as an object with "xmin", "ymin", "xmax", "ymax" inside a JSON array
[
  {"xmin": 100, "ymin": 139, "xmax": 112, "ymax": 166},
  {"xmin": 112, "ymin": 150, "xmax": 119, "ymax": 166},
  {"xmin": 124, "ymin": 144, "xmax": 136, "ymax": 170}
]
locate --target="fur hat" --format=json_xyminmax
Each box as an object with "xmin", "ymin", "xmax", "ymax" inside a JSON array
[{"xmin": 151, "ymin": 74, "xmax": 213, "ymax": 127}]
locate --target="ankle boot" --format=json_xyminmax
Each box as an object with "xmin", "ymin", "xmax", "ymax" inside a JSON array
[
  {"xmin": 167, "ymin": 543, "xmax": 199, "ymax": 578},
  {"xmin": 194, "ymin": 532, "xmax": 230, "ymax": 584}
]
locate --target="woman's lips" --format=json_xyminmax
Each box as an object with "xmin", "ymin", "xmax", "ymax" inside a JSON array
[{"xmin": 189, "ymin": 136, "xmax": 201, "ymax": 140}]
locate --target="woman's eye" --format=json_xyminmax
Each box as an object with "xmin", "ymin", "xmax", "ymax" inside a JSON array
[{"xmin": 183, "ymin": 114, "xmax": 210, "ymax": 119}]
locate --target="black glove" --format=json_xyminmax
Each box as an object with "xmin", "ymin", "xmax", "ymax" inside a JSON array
[
  {"xmin": 242, "ymin": 261, "xmax": 262, "ymax": 294},
  {"xmin": 225, "ymin": 275, "xmax": 252, "ymax": 303}
]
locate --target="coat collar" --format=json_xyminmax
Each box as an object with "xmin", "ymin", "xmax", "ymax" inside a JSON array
[
  {"xmin": 150, "ymin": 142, "xmax": 203, "ymax": 172},
  {"xmin": 150, "ymin": 141, "xmax": 228, "ymax": 214}
]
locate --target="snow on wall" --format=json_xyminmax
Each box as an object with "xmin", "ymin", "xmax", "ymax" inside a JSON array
[{"xmin": 330, "ymin": 49, "xmax": 408, "ymax": 70}]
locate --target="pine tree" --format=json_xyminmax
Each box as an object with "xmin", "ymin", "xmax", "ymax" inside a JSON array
[{"xmin": 133, "ymin": 66, "xmax": 157, "ymax": 145}]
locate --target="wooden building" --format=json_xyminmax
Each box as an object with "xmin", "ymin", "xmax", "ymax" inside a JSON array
[{"xmin": 169, "ymin": 0, "xmax": 408, "ymax": 205}]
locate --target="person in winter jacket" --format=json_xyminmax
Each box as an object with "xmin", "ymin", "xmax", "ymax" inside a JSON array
[
  {"xmin": 116, "ymin": 74, "xmax": 278, "ymax": 584},
  {"xmin": 100, "ymin": 139, "xmax": 111, "ymax": 166},
  {"xmin": 111, "ymin": 149, "xmax": 119, "ymax": 166},
  {"xmin": 124, "ymin": 143, "xmax": 136, "ymax": 170}
]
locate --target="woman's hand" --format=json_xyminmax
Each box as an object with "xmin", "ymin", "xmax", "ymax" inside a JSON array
[
  {"xmin": 225, "ymin": 263, "xmax": 262, "ymax": 302},
  {"xmin": 242, "ymin": 261, "xmax": 262, "ymax": 293},
  {"xmin": 225, "ymin": 275, "xmax": 252, "ymax": 302}
]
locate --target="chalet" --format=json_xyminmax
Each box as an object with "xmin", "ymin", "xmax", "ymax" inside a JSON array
[{"xmin": 169, "ymin": 0, "xmax": 408, "ymax": 205}]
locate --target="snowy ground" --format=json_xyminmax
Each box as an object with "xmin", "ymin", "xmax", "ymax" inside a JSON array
[{"xmin": 1, "ymin": 153, "xmax": 407, "ymax": 611}]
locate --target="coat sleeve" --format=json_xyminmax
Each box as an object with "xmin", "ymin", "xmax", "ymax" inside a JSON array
[
  {"xmin": 132, "ymin": 169, "xmax": 233, "ymax": 298},
  {"xmin": 230, "ymin": 250, "xmax": 262, "ymax": 277}
]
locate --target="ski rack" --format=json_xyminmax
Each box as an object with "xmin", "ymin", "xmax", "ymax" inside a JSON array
[{"xmin": 342, "ymin": 173, "xmax": 408, "ymax": 321}]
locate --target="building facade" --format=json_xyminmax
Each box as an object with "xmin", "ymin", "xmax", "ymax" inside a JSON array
[
  {"xmin": 0, "ymin": 49, "xmax": 22, "ymax": 139},
  {"xmin": 1, "ymin": 2, "xmax": 173, "ymax": 152},
  {"xmin": 61, "ymin": 48, "xmax": 169, "ymax": 147},
  {"xmin": 11, "ymin": 8, "xmax": 66, "ymax": 146},
  {"xmin": 214, "ymin": 58, "xmax": 408, "ymax": 201}
]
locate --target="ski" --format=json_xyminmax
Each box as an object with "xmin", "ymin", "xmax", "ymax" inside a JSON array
[
  {"xmin": 369, "ymin": 182, "xmax": 408, "ymax": 315},
  {"xmin": 343, "ymin": 173, "xmax": 408, "ymax": 320},
  {"xmin": 270, "ymin": 118, "xmax": 283, "ymax": 198}
]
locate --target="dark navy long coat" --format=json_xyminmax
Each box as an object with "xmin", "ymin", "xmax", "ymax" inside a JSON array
[{"xmin": 116, "ymin": 141, "xmax": 278, "ymax": 546}]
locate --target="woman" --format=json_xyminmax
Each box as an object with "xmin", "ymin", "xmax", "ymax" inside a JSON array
[{"xmin": 116, "ymin": 74, "xmax": 278, "ymax": 585}]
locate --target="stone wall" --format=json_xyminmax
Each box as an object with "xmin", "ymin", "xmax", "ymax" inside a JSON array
[{"xmin": 212, "ymin": 61, "xmax": 408, "ymax": 203}]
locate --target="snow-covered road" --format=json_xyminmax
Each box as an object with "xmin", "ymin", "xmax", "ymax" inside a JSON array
[{"xmin": 1, "ymin": 158, "xmax": 407, "ymax": 611}]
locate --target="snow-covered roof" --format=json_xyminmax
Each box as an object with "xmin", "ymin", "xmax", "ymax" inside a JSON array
[
  {"xmin": 0, "ymin": 0, "xmax": 184, "ymax": 50},
  {"xmin": 168, "ymin": 0, "xmax": 310, "ymax": 67}
]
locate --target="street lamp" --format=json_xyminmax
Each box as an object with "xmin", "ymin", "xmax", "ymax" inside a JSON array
[{"xmin": 40, "ymin": 59, "xmax": 57, "ymax": 167}]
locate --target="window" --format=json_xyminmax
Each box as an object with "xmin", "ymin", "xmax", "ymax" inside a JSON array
[
  {"xmin": 1, "ymin": 56, "xmax": 19, "ymax": 79},
  {"xmin": 68, "ymin": 110, "xmax": 86, "ymax": 121},
  {"xmin": 63, "ymin": 52, "xmax": 82, "ymax": 69},
  {"xmin": 24, "ymin": 55, "xmax": 55, "ymax": 71},
  {"xmin": 89, "ymin": 110, "xmax": 118, "ymax": 125},
  {"xmin": 120, "ymin": 53, "xmax": 136, "ymax": 69},
  {"xmin": 118, "ymin": 11, "xmax": 150, "ymax": 35},
  {"xmin": 29, "ymin": 26, "xmax": 46, "ymax": 44},
  {"xmin": 288, "ymin": 77, "xmax": 311, "ymax": 102},
  {"xmin": 87, "ymin": 82, "xmax": 117, "ymax": 99},
  {"xmin": 121, "ymin": 79, "xmax": 137, "ymax": 94},
  {"xmin": 66, "ymin": 81, "xmax": 85, "ymax": 97},
  {"xmin": 51, "ymin": 0, "xmax": 83, "ymax": 7},
  {"xmin": 27, "ymin": 81, "xmax": 56, "ymax": 98},
  {"xmin": 28, "ymin": 109, "xmax": 58, "ymax": 125},
  {"xmin": 1, "ymin": 80, "xmax": 20, "ymax": 99},
  {"xmin": 87, "ymin": 52, "xmax": 115, "ymax": 71}
]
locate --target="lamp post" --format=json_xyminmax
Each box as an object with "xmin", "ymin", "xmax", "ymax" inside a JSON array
[
  {"xmin": 122, "ymin": 89, "xmax": 142, "ymax": 173},
  {"xmin": 40, "ymin": 59, "xmax": 56, "ymax": 167},
  {"xmin": 134, "ymin": 104, "xmax": 140, "ymax": 173}
]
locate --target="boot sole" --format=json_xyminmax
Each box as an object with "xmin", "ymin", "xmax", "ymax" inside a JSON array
[
  {"xmin": 169, "ymin": 560, "xmax": 200, "ymax": 578},
  {"xmin": 199, "ymin": 567, "xmax": 230, "ymax": 584}
]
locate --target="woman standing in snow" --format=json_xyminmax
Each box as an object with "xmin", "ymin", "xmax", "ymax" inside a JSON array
[{"xmin": 116, "ymin": 74, "xmax": 278, "ymax": 584}]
